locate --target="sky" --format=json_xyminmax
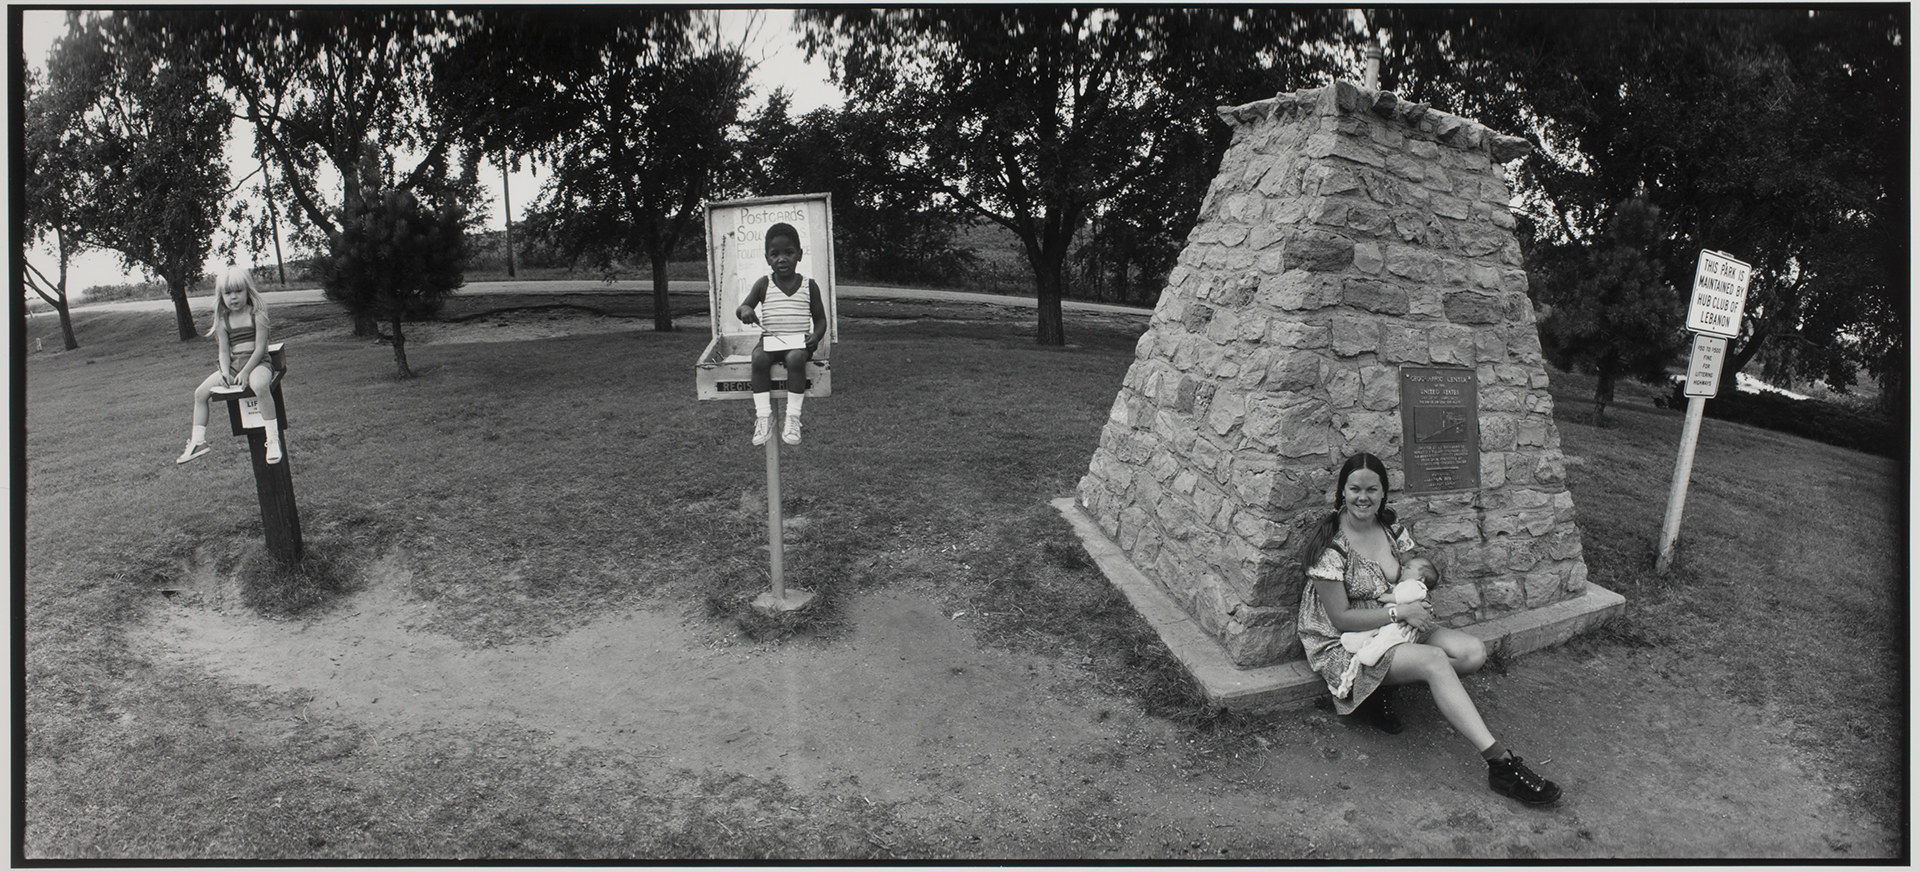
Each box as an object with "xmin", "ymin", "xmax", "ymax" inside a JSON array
[{"xmin": 16, "ymin": 9, "xmax": 844, "ymax": 296}]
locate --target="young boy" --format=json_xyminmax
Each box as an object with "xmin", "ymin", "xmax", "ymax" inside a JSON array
[{"xmin": 735, "ymin": 222, "xmax": 827, "ymax": 445}]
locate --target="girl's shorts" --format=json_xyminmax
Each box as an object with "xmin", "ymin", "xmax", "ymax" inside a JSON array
[{"xmin": 229, "ymin": 348, "xmax": 285, "ymax": 377}]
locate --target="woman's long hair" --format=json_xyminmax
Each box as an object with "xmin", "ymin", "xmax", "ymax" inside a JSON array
[
  {"xmin": 1293, "ymin": 453, "xmax": 1396, "ymax": 576},
  {"xmin": 207, "ymin": 266, "xmax": 267, "ymax": 338}
]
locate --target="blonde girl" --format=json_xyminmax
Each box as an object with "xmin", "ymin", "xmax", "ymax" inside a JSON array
[{"xmin": 178, "ymin": 267, "xmax": 283, "ymax": 464}]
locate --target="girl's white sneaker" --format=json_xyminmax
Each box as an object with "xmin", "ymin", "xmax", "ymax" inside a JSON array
[{"xmin": 176, "ymin": 441, "xmax": 210, "ymax": 464}]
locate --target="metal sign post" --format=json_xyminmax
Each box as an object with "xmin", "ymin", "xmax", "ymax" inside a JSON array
[
  {"xmin": 755, "ymin": 433, "xmax": 814, "ymax": 614},
  {"xmin": 695, "ymin": 194, "xmax": 836, "ymax": 615},
  {"xmin": 1657, "ymin": 252, "xmax": 1750, "ymax": 575}
]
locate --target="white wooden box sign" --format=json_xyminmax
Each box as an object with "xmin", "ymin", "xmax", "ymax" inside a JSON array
[{"xmin": 695, "ymin": 193, "xmax": 838, "ymax": 401}]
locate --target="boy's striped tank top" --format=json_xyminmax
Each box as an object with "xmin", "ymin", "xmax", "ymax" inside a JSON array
[{"xmin": 757, "ymin": 273, "xmax": 813, "ymax": 336}]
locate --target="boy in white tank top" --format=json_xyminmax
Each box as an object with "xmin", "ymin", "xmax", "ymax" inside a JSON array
[{"xmin": 734, "ymin": 222, "xmax": 827, "ymax": 445}]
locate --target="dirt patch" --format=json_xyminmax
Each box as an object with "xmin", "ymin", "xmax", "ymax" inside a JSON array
[
  {"xmin": 135, "ymin": 545, "xmax": 1896, "ymax": 859},
  {"xmin": 144, "ymin": 550, "xmax": 1163, "ymax": 800}
]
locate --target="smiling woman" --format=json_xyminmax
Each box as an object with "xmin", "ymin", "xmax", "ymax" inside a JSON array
[{"xmin": 1294, "ymin": 452, "xmax": 1565, "ymax": 807}]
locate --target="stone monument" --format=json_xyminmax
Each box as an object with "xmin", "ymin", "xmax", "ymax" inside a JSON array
[{"xmin": 1075, "ymin": 81, "xmax": 1619, "ymax": 683}]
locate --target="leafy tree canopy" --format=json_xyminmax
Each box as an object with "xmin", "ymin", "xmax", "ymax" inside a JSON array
[
  {"xmin": 445, "ymin": 8, "xmax": 751, "ymax": 331},
  {"xmin": 801, "ymin": 7, "xmax": 1345, "ymax": 345},
  {"xmin": 1379, "ymin": 7, "xmax": 1906, "ymax": 409},
  {"xmin": 318, "ymin": 187, "xmax": 468, "ymax": 378},
  {"xmin": 41, "ymin": 11, "xmax": 230, "ymax": 340},
  {"xmin": 1529, "ymin": 199, "xmax": 1687, "ymax": 424}
]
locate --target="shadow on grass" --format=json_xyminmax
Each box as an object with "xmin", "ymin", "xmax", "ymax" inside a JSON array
[{"xmin": 237, "ymin": 541, "xmax": 364, "ymax": 618}]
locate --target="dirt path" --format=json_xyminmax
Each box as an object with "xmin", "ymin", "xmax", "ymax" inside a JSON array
[{"xmin": 139, "ymin": 547, "xmax": 1893, "ymax": 860}]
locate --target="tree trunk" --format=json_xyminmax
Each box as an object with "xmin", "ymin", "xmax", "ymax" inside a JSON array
[
  {"xmin": 54, "ymin": 299, "xmax": 78, "ymax": 351},
  {"xmin": 501, "ymin": 152, "xmax": 517, "ymax": 279},
  {"xmin": 167, "ymin": 275, "xmax": 198, "ymax": 341},
  {"xmin": 391, "ymin": 316, "xmax": 413, "ymax": 378},
  {"xmin": 1033, "ymin": 250, "xmax": 1068, "ymax": 347},
  {"xmin": 1593, "ymin": 370, "xmax": 1616, "ymax": 427},
  {"xmin": 650, "ymin": 252, "xmax": 674, "ymax": 332},
  {"xmin": 1877, "ymin": 336, "xmax": 1906, "ymax": 419},
  {"xmin": 52, "ymin": 237, "xmax": 79, "ymax": 350},
  {"xmin": 1719, "ymin": 325, "xmax": 1770, "ymax": 394},
  {"xmin": 56, "ymin": 303, "xmax": 78, "ymax": 350}
]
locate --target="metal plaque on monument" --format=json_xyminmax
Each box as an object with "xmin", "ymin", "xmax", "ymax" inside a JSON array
[{"xmin": 1399, "ymin": 366, "xmax": 1480, "ymax": 495}]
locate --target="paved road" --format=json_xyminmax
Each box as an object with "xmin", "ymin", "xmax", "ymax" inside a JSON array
[{"xmin": 45, "ymin": 280, "xmax": 1153, "ymax": 318}]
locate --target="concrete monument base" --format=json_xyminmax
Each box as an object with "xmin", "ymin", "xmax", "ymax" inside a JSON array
[{"xmin": 1053, "ymin": 497, "xmax": 1625, "ymax": 713}]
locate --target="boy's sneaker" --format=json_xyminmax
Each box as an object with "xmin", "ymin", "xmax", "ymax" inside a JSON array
[
  {"xmin": 1488, "ymin": 753, "xmax": 1563, "ymax": 805},
  {"xmin": 752, "ymin": 415, "xmax": 772, "ymax": 446},
  {"xmin": 176, "ymin": 441, "xmax": 210, "ymax": 464},
  {"xmin": 265, "ymin": 438, "xmax": 283, "ymax": 465},
  {"xmin": 781, "ymin": 414, "xmax": 802, "ymax": 445}
]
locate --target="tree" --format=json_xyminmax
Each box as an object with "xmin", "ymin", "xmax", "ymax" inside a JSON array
[
  {"xmin": 736, "ymin": 93, "xmax": 972, "ymax": 287},
  {"xmin": 142, "ymin": 9, "xmax": 485, "ymax": 338},
  {"xmin": 21, "ymin": 55, "xmax": 88, "ymax": 350},
  {"xmin": 801, "ymin": 8, "xmax": 1343, "ymax": 345},
  {"xmin": 441, "ymin": 9, "xmax": 750, "ymax": 332},
  {"xmin": 1528, "ymin": 200, "xmax": 1686, "ymax": 426},
  {"xmin": 1376, "ymin": 7, "xmax": 1908, "ymax": 412},
  {"xmin": 43, "ymin": 12, "xmax": 229, "ymax": 341},
  {"xmin": 317, "ymin": 188, "xmax": 467, "ymax": 378}
]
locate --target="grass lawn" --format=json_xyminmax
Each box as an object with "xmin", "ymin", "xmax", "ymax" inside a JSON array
[{"xmin": 19, "ymin": 290, "xmax": 1904, "ymax": 858}]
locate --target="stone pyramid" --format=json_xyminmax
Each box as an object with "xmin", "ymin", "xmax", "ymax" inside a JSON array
[{"xmin": 1077, "ymin": 81, "xmax": 1601, "ymax": 669}]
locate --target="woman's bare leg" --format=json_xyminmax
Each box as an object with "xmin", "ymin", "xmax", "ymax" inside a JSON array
[
  {"xmin": 1384, "ymin": 642, "xmax": 1496, "ymax": 750},
  {"xmin": 1425, "ymin": 626, "xmax": 1488, "ymax": 676}
]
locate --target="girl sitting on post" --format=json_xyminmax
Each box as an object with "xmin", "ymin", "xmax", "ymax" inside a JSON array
[
  {"xmin": 178, "ymin": 267, "xmax": 284, "ymax": 465},
  {"xmin": 735, "ymin": 222, "xmax": 826, "ymax": 446}
]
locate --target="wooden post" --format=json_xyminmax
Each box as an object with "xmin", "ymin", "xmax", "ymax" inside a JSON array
[
  {"xmin": 1654, "ymin": 395, "xmax": 1705, "ymax": 575},
  {"xmin": 246, "ymin": 422, "xmax": 303, "ymax": 563},
  {"xmin": 218, "ymin": 344, "xmax": 302, "ymax": 563}
]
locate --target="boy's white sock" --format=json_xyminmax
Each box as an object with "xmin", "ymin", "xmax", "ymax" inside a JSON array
[
  {"xmin": 786, "ymin": 393, "xmax": 805, "ymax": 417},
  {"xmin": 753, "ymin": 392, "xmax": 772, "ymax": 417},
  {"xmin": 191, "ymin": 424, "xmax": 206, "ymax": 443}
]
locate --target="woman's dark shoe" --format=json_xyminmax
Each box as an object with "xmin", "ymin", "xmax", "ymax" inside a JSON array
[
  {"xmin": 1488, "ymin": 753, "xmax": 1563, "ymax": 805},
  {"xmin": 1353, "ymin": 688, "xmax": 1404, "ymax": 734}
]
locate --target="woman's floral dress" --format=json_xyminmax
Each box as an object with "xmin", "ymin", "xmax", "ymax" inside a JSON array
[{"xmin": 1296, "ymin": 522, "xmax": 1419, "ymax": 715}]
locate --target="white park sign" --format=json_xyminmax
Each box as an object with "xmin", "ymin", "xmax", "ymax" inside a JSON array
[
  {"xmin": 1685, "ymin": 249, "xmax": 1751, "ymax": 338},
  {"xmin": 1683, "ymin": 333, "xmax": 1728, "ymax": 398},
  {"xmin": 1659, "ymin": 248, "xmax": 1754, "ymax": 575}
]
